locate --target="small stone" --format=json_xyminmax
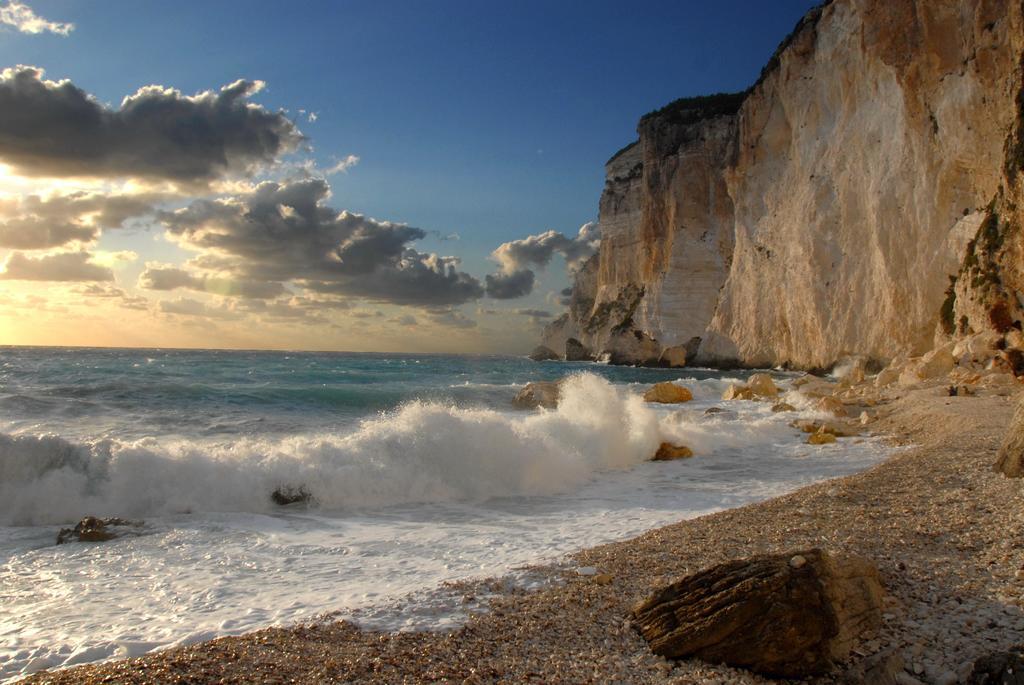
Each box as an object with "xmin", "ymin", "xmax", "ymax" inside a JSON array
[
  {"xmin": 592, "ymin": 574, "xmax": 613, "ymax": 585},
  {"xmin": 576, "ymin": 566, "xmax": 598, "ymax": 576},
  {"xmin": 789, "ymin": 555, "xmax": 807, "ymax": 568}
]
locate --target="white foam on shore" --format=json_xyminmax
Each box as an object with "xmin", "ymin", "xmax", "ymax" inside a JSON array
[{"xmin": 0, "ymin": 373, "xmax": 891, "ymax": 682}]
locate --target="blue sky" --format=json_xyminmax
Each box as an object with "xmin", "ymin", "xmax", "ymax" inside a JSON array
[{"xmin": 0, "ymin": 0, "xmax": 820, "ymax": 351}]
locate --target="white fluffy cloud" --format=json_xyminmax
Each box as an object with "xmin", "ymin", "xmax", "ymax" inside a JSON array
[
  {"xmin": 485, "ymin": 222, "xmax": 599, "ymax": 299},
  {"xmin": 0, "ymin": 1, "xmax": 72, "ymax": 36}
]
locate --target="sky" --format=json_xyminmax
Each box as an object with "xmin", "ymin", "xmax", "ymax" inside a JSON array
[{"xmin": 0, "ymin": 0, "xmax": 819, "ymax": 353}]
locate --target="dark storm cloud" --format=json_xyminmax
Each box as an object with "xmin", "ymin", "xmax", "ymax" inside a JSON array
[
  {"xmin": 484, "ymin": 268, "xmax": 534, "ymax": 299},
  {"xmin": 0, "ymin": 191, "xmax": 155, "ymax": 249},
  {"xmin": 160, "ymin": 178, "xmax": 485, "ymax": 307},
  {"xmin": 0, "ymin": 250, "xmax": 113, "ymax": 281},
  {"xmin": 0, "ymin": 67, "xmax": 303, "ymax": 183}
]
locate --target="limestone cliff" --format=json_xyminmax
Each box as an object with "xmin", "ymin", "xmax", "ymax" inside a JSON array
[{"xmin": 543, "ymin": 0, "xmax": 1024, "ymax": 370}]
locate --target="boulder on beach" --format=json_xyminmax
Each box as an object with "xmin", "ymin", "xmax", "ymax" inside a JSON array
[
  {"xmin": 995, "ymin": 397, "xmax": 1024, "ymax": 478},
  {"xmin": 528, "ymin": 345, "xmax": 560, "ymax": 362},
  {"xmin": 817, "ymin": 396, "xmax": 849, "ymax": 417},
  {"xmin": 967, "ymin": 647, "xmax": 1024, "ymax": 684},
  {"xmin": 565, "ymin": 337, "xmax": 594, "ymax": 362},
  {"xmin": 56, "ymin": 516, "xmax": 138, "ymax": 545},
  {"xmin": 513, "ymin": 380, "xmax": 562, "ymax": 409},
  {"xmin": 643, "ymin": 382, "xmax": 693, "ymax": 404},
  {"xmin": 747, "ymin": 372, "xmax": 778, "ymax": 398},
  {"xmin": 652, "ymin": 442, "xmax": 694, "ymax": 461},
  {"xmin": 794, "ymin": 419, "xmax": 858, "ymax": 438},
  {"xmin": 722, "ymin": 384, "xmax": 755, "ymax": 401},
  {"xmin": 808, "ymin": 430, "xmax": 837, "ymax": 445},
  {"xmin": 632, "ymin": 549, "xmax": 884, "ymax": 678}
]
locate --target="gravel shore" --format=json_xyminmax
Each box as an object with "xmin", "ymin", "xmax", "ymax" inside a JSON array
[{"xmin": 22, "ymin": 382, "xmax": 1024, "ymax": 684}]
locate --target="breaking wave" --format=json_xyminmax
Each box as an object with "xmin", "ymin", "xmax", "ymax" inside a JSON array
[{"xmin": 0, "ymin": 374, "xmax": 671, "ymax": 526}]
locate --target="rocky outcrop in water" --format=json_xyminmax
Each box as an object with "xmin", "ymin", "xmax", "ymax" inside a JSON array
[
  {"xmin": 544, "ymin": 0, "xmax": 1024, "ymax": 370},
  {"xmin": 512, "ymin": 380, "xmax": 562, "ymax": 409},
  {"xmin": 56, "ymin": 516, "xmax": 138, "ymax": 544}
]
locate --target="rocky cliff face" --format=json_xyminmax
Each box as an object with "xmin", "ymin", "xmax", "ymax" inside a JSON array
[{"xmin": 544, "ymin": 0, "xmax": 1024, "ymax": 370}]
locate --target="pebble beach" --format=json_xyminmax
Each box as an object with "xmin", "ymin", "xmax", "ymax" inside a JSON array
[{"xmin": 19, "ymin": 375, "xmax": 1024, "ymax": 684}]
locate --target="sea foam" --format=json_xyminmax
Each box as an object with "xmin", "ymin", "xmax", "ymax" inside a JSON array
[{"xmin": 0, "ymin": 374, "xmax": 668, "ymax": 526}]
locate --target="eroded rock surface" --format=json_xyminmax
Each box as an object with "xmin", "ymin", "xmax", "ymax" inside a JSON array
[
  {"xmin": 543, "ymin": 0, "xmax": 1024, "ymax": 371},
  {"xmin": 631, "ymin": 548, "xmax": 884, "ymax": 678}
]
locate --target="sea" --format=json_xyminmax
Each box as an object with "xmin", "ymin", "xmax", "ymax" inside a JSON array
[{"xmin": 0, "ymin": 346, "xmax": 890, "ymax": 681}]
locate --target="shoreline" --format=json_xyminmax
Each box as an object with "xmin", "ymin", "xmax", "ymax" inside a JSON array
[{"xmin": 21, "ymin": 380, "xmax": 1024, "ymax": 684}]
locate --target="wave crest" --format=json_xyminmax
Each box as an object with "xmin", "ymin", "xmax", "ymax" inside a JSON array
[{"xmin": 1, "ymin": 373, "xmax": 664, "ymax": 526}]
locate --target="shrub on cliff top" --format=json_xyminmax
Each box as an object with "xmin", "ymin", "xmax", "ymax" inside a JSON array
[{"xmin": 640, "ymin": 91, "xmax": 748, "ymax": 127}]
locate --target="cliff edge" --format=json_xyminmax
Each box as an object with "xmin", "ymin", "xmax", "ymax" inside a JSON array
[{"xmin": 544, "ymin": 0, "xmax": 1024, "ymax": 371}]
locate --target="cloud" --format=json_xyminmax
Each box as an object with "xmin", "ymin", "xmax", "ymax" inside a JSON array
[
  {"xmin": 389, "ymin": 314, "xmax": 418, "ymax": 326},
  {"xmin": 491, "ymin": 222, "xmax": 600, "ymax": 274},
  {"xmin": 231, "ymin": 296, "xmax": 333, "ymax": 323},
  {"xmin": 480, "ymin": 307, "xmax": 551, "ymax": 321},
  {"xmin": 484, "ymin": 268, "xmax": 534, "ymax": 299},
  {"xmin": 485, "ymin": 222, "xmax": 599, "ymax": 299},
  {"xmin": 324, "ymin": 154, "xmax": 359, "ymax": 175},
  {"xmin": 0, "ymin": 67, "xmax": 303, "ymax": 183},
  {"xmin": 75, "ymin": 283, "xmax": 150, "ymax": 309},
  {"xmin": 349, "ymin": 309, "xmax": 384, "ymax": 319},
  {"xmin": 426, "ymin": 308, "xmax": 476, "ymax": 329},
  {"xmin": 158, "ymin": 297, "xmax": 242, "ymax": 319},
  {"xmin": 138, "ymin": 264, "xmax": 285, "ymax": 299},
  {"xmin": 512, "ymin": 308, "xmax": 552, "ymax": 319},
  {"xmin": 0, "ymin": 250, "xmax": 114, "ymax": 281},
  {"xmin": 0, "ymin": 191, "xmax": 154, "ymax": 249},
  {"xmin": 159, "ymin": 178, "xmax": 484, "ymax": 307},
  {"xmin": 0, "ymin": 1, "xmax": 72, "ymax": 35}
]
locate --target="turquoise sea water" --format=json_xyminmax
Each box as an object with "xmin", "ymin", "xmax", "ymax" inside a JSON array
[
  {"xmin": 0, "ymin": 346, "xmax": 890, "ymax": 681},
  {"xmin": 0, "ymin": 346, "xmax": 716, "ymax": 441}
]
